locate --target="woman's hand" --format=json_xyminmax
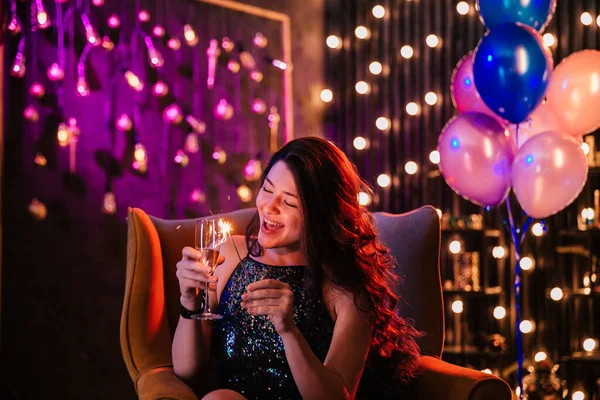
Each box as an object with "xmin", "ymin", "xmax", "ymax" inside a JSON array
[
  {"xmin": 176, "ymin": 246, "xmax": 223, "ymax": 310},
  {"xmin": 241, "ymin": 279, "xmax": 296, "ymax": 335}
]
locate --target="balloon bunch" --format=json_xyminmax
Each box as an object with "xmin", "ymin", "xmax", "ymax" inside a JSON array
[{"xmin": 437, "ymin": 1, "xmax": 600, "ymax": 396}]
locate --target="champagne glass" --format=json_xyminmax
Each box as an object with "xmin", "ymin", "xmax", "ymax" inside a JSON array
[{"xmin": 192, "ymin": 217, "xmax": 223, "ymax": 320}]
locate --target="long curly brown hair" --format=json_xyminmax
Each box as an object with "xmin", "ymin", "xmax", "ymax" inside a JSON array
[{"xmin": 245, "ymin": 137, "xmax": 422, "ymax": 382}]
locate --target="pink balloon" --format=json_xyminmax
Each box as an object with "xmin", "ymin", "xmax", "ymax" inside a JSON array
[
  {"xmin": 508, "ymin": 102, "xmax": 563, "ymax": 148},
  {"xmin": 438, "ymin": 113, "xmax": 515, "ymax": 207},
  {"xmin": 451, "ymin": 53, "xmax": 506, "ymax": 125},
  {"xmin": 512, "ymin": 131, "xmax": 588, "ymax": 219},
  {"xmin": 546, "ymin": 50, "xmax": 600, "ymax": 136}
]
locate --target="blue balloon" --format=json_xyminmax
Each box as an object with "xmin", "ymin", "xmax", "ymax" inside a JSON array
[
  {"xmin": 477, "ymin": 0, "xmax": 557, "ymax": 31},
  {"xmin": 473, "ymin": 23, "xmax": 553, "ymax": 124}
]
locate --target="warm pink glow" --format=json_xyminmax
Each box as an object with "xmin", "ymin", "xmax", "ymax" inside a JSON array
[
  {"xmin": 77, "ymin": 77, "xmax": 90, "ymax": 97},
  {"xmin": 253, "ymin": 32, "xmax": 268, "ymax": 48},
  {"xmin": 167, "ymin": 38, "xmax": 181, "ymax": 50},
  {"xmin": 107, "ymin": 14, "xmax": 120, "ymax": 29},
  {"xmin": 92, "ymin": 0, "xmax": 104, "ymax": 6},
  {"xmin": 152, "ymin": 25, "xmax": 165, "ymax": 38},
  {"xmin": 8, "ymin": 17, "xmax": 21, "ymax": 34},
  {"xmin": 271, "ymin": 59, "xmax": 287, "ymax": 70},
  {"xmin": 163, "ymin": 104, "xmax": 183, "ymax": 124},
  {"xmin": 227, "ymin": 60, "xmax": 240, "ymax": 73},
  {"xmin": 252, "ymin": 98, "xmax": 266, "ymax": 114},
  {"xmin": 30, "ymin": 82, "xmax": 45, "ymax": 98},
  {"xmin": 138, "ymin": 10, "xmax": 150, "ymax": 22},
  {"xmin": 250, "ymin": 71, "xmax": 263, "ymax": 82},
  {"xmin": 47, "ymin": 63, "xmax": 65, "ymax": 81},
  {"xmin": 116, "ymin": 114, "xmax": 133, "ymax": 131},
  {"xmin": 173, "ymin": 150, "xmax": 189, "ymax": 166},
  {"xmin": 190, "ymin": 189, "xmax": 206, "ymax": 203},
  {"xmin": 152, "ymin": 81, "xmax": 169, "ymax": 97},
  {"xmin": 212, "ymin": 151, "xmax": 221, "ymax": 160},
  {"xmin": 214, "ymin": 99, "xmax": 234, "ymax": 120},
  {"xmin": 24, "ymin": 106, "xmax": 39, "ymax": 122}
]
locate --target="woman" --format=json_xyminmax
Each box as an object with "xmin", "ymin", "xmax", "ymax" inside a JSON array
[{"xmin": 173, "ymin": 137, "xmax": 421, "ymax": 399}]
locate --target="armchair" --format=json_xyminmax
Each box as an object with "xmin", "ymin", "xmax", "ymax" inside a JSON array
[{"xmin": 120, "ymin": 206, "xmax": 512, "ymax": 399}]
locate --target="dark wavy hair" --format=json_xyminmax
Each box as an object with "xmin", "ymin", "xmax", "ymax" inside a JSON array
[{"xmin": 245, "ymin": 137, "xmax": 422, "ymax": 382}]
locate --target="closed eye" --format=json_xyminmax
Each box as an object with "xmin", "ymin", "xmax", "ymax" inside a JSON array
[
  {"xmin": 284, "ymin": 201, "xmax": 297, "ymax": 208},
  {"xmin": 262, "ymin": 187, "xmax": 273, "ymax": 193}
]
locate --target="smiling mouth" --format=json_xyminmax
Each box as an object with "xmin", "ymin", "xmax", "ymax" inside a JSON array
[{"xmin": 262, "ymin": 217, "xmax": 284, "ymax": 233}]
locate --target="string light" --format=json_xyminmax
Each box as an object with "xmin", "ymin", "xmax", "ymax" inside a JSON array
[
  {"xmin": 239, "ymin": 50, "xmax": 256, "ymax": 70},
  {"xmin": 145, "ymin": 26, "xmax": 162, "ymax": 40},
  {"xmin": 214, "ymin": 99, "xmax": 234, "ymax": 120},
  {"xmin": 186, "ymin": 115, "xmax": 206, "ymax": 134},
  {"xmin": 47, "ymin": 63, "xmax": 65, "ymax": 81},
  {"xmin": 406, "ymin": 102, "xmax": 419, "ymax": 115},
  {"xmin": 11, "ymin": 38, "xmax": 26, "ymax": 78},
  {"xmin": 543, "ymin": 33, "xmax": 556, "ymax": 47},
  {"xmin": 270, "ymin": 59, "xmax": 288, "ymax": 70},
  {"xmin": 355, "ymin": 26, "xmax": 371, "ymax": 39},
  {"xmin": 222, "ymin": 37, "xmax": 235, "ymax": 53},
  {"xmin": 451, "ymin": 300, "xmax": 464, "ymax": 314},
  {"xmin": 581, "ymin": 208, "xmax": 595, "ymax": 221},
  {"xmin": 369, "ymin": 61, "xmax": 383, "ymax": 75},
  {"xmin": 520, "ymin": 320, "xmax": 534, "ymax": 334},
  {"xmin": 492, "ymin": 246, "xmax": 506, "ymax": 259},
  {"xmin": 254, "ymin": 32, "xmax": 268, "ymax": 48},
  {"xmin": 163, "ymin": 104, "xmax": 184, "ymax": 124},
  {"xmin": 7, "ymin": 15, "xmax": 22, "ymax": 35},
  {"xmin": 326, "ymin": 35, "xmax": 342, "ymax": 49},
  {"xmin": 29, "ymin": 198, "xmax": 47, "ymax": 221},
  {"xmin": 124, "ymin": 71, "xmax": 144, "ymax": 91},
  {"xmin": 581, "ymin": 12, "xmax": 593, "ymax": 26},
  {"xmin": 426, "ymin": 34, "xmax": 440, "ymax": 48},
  {"xmin": 152, "ymin": 81, "xmax": 169, "ymax": 97},
  {"xmin": 583, "ymin": 338, "xmax": 597, "ymax": 352},
  {"xmin": 138, "ymin": 10, "xmax": 150, "ymax": 23},
  {"xmin": 29, "ymin": 82, "xmax": 45, "ymax": 98},
  {"xmin": 34, "ymin": 153, "xmax": 47, "ymax": 166},
  {"xmin": 57, "ymin": 123, "xmax": 70, "ymax": 147},
  {"xmin": 377, "ymin": 174, "xmax": 391, "ymax": 188},
  {"xmin": 405, "ymin": 161, "xmax": 418, "ymax": 175},
  {"xmin": 353, "ymin": 136, "xmax": 368, "ymax": 150},
  {"xmin": 572, "ymin": 391, "xmax": 585, "ymax": 400},
  {"xmin": 493, "ymin": 306, "xmax": 506, "ymax": 320},
  {"xmin": 375, "ymin": 117, "xmax": 390, "ymax": 131},
  {"xmin": 358, "ymin": 192, "xmax": 372, "ymax": 206},
  {"xmin": 183, "ymin": 24, "xmax": 199, "ymax": 46},
  {"xmin": 520, "ymin": 257, "xmax": 535, "ymax": 271},
  {"xmin": 251, "ymin": 71, "xmax": 264, "ymax": 82},
  {"xmin": 101, "ymin": 37, "xmax": 115, "ymax": 51},
  {"xmin": 212, "ymin": 147, "xmax": 227, "ymax": 164},
  {"xmin": 429, "ymin": 150, "xmax": 440, "ymax": 164},
  {"xmin": 400, "ymin": 45, "xmax": 414, "ymax": 59},
  {"xmin": 531, "ymin": 222, "xmax": 546, "ymax": 236},
  {"xmin": 237, "ymin": 185, "xmax": 253, "ymax": 202},
  {"xmin": 449, "ymin": 240, "xmax": 462, "ymax": 254},
  {"xmin": 81, "ymin": 14, "xmax": 100, "ymax": 46},
  {"xmin": 92, "ymin": 0, "xmax": 104, "ymax": 6},
  {"xmin": 550, "ymin": 287, "xmax": 563, "ymax": 301},
  {"xmin": 252, "ymin": 98, "xmax": 267, "ymax": 114},
  {"xmin": 116, "ymin": 114, "xmax": 133, "ymax": 131},
  {"xmin": 35, "ymin": 0, "xmax": 50, "ymax": 29},
  {"xmin": 372, "ymin": 5, "xmax": 386, "ymax": 18},
  {"xmin": 190, "ymin": 189, "xmax": 206, "ymax": 203},
  {"xmin": 174, "ymin": 150, "xmax": 190, "ymax": 167},
  {"xmin": 244, "ymin": 160, "xmax": 263, "ymax": 181},
  {"xmin": 534, "ymin": 352, "xmax": 547, "ymax": 362},
  {"xmin": 581, "ymin": 142, "xmax": 590, "ymax": 155},
  {"xmin": 102, "ymin": 191, "xmax": 117, "ymax": 215},
  {"xmin": 143, "ymin": 35, "xmax": 164, "ymax": 67},
  {"xmin": 107, "ymin": 14, "xmax": 120, "ymax": 29},
  {"xmin": 24, "ymin": 106, "xmax": 39, "ymax": 122},
  {"xmin": 166, "ymin": 37, "xmax": 181, "ymax": 50},
  {"xmin": 355, "ymin": 81, "xmax": 370, "ymax": 94},
  {"xmin": 425, "ymin": 92, "xmax": 438, "ymax": 105},
  {"xmin": 227, "ymin": 60, "xmax": 241, "ymax": 73},
  {"xmin": 184, "ymin": 133, "xmax": 199, "ymax": 154},
  {"xmin": 133, "ymin": 143, "xmax": 148, "ymax": 173},
  {"xmin": 206, "ymin": 39, "xmax": 220, "ymax": 89},
  {"xmin": 456, "ymin": 1, "xmax": 470, "ymax": 15}
]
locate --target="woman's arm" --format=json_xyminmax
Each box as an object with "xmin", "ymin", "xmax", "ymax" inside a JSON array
[
  {"xmin": 243, "ymin": 282, "xmax": 373, "ymax": 399},
  {"xmin": 281, "ymin": 292, "xmax": 373, "ymax": 399}
]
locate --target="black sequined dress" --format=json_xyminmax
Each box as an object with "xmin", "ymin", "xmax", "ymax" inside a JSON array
[{"xmin": 212, "ymin": 256, "xmax": 334, "ymax": 400}]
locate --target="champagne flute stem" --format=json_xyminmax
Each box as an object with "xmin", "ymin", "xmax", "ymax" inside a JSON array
[{"xmin": 204, "ymin": 281, "xmax": 210, "ymax": 314}]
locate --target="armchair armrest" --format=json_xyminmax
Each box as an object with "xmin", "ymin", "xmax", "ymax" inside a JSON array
[
  {"xmin": 137, "ymin": 367, "xmax": 198, "ymax": 400},
  {"xmin": 417, "ymin": 356, "xmax": 512, "ymax": 400}
]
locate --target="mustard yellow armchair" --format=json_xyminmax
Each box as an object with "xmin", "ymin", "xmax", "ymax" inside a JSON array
[{"xmin": 120, "ymin": 206, "xmax": 512, "ymax": 400}]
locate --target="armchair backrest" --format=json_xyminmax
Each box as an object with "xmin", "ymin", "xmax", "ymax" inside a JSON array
[{"xmin": 120, "ymin": 206, "xmax": 443, "ymax": 386}]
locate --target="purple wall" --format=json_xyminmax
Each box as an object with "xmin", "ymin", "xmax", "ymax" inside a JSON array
[{"xmin": 1, "ymin": 0, "xmax": 324, "ymax": 397}]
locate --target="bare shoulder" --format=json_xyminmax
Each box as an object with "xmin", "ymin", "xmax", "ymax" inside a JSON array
[{"xmin": 323, "ymin": 283, "xmax": 373, "ymax": 323}]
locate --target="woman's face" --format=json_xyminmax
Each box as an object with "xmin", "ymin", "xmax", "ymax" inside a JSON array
[{"xmin": 255, "ymin": 161, "xmax": 304, "ymax": 251}]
